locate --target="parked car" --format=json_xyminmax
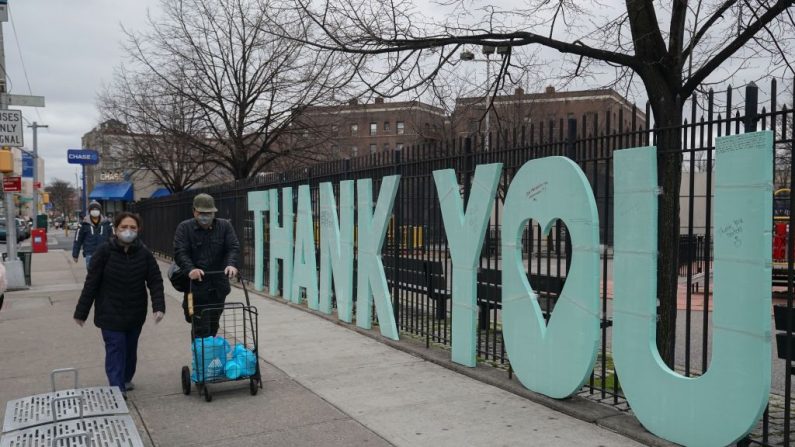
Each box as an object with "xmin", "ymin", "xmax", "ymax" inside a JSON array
[{"xmin": 0, "ymin": 219, "xmax": 24, "ymax": 243}]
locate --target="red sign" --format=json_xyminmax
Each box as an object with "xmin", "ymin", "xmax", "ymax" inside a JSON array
[
  {"xmin": 3, "ymin": 176, "xmax": 20, "ymax": 192},
  {"xmin": 33, "ymin": 181, "xmax": 41, "ymax": 190}
]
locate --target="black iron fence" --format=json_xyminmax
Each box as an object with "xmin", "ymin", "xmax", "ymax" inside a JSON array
[{"xmin": 134, "ymin": 79, "xmax": 795, "ymax": 446}]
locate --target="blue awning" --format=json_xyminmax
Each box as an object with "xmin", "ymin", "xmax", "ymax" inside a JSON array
[
  {"xmin": 89, "ymin": 182, "xmax": 134, "ymax": 202},
  {"xmin": 150, "ymin": 187, "xmax": 171, "ymax": 199}
]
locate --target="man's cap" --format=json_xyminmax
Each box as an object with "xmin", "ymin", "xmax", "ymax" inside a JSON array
[
  {"xmin": 88, "ymin": 200, "xmax": 102, "ymax": 211},
  {"xmin": 193, "ymin": 193, "xmax": 218, "ymax": 212}
]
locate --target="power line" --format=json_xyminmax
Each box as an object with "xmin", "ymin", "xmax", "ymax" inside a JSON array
[{"xmin": 8, "ymin": 7, "xmax": 43, "ymax": 124}]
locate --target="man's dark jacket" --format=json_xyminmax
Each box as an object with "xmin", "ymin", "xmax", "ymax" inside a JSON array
[
  {"xmin": 74, "ymin": 237, "xmax": 165, "ymax": 331},
  {"xmin": 72, "ymin": 216, "xmax": 113, "ymax": 259},
  {"xmin": 173, "ymin": 218, "xmax": 240, "ymax": 301}
]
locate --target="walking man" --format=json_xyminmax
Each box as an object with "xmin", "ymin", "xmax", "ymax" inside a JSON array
[
  {"xmin": 72, "ymin": 201, "xmax": 113, "ymax": 268},
  {"xmin": 173, "ymin": 194, "xmax": 240, "ymax": 337}
]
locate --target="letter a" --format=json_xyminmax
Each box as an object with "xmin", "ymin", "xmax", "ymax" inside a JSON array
[
  {"xmin": 292, "ymin": 185, "xmax": 318, "ymax": 307},
  {"xmin": 612, "ymin": 133, "xmax": 773, "ymax": 446},
  {"xmin": 356, "ymin": 176, "xmax": 400, "ymax": 339},
  {"xmin": 501, "ymin": 157, "xmax": 600, "ymax": 398},
  {"xmin": 434, "ymin": 163, "xmax": 502, "ymax": 367}
]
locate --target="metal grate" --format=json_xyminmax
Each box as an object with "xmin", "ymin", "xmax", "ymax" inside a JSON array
[
  {"xmin": 0, "ymin": 415, "xmax": 143, "ymax": 447},
  {"xmin": 3, "ymin": 388, "xmax": 128, "ymax": 432}
]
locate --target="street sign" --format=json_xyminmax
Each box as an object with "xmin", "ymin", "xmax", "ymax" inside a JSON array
[
  {"xmin": 22, "ymin": 152, "xmax": 33, "ymax": 177},
  {"xmin": 3, "ymin": 176, "xmax": 20, "ymax": 192},
  {"xmin": 4, "ymin": 94, "xmax": 44, "ymax": 108},
  {"xmin": 33, "ymin": 181, "xmax": 41, "ymax": 190},
  {"xmin": 67, "ymin": 149, "xmax": 99, "ymax": 165},
  {"xmin": 0, "ymin": 110, "xmax": 23, "ymax": 147}
]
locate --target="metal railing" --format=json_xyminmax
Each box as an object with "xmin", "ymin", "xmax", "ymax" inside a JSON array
[{"xmin": 134, "ymin": 78, "xmax": 795, "ymax": 446}]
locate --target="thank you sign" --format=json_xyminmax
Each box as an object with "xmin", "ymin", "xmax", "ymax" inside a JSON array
[
  {"xmin": 67, "ymin": 149, "xmax": 99, "ymax": 165},
  {"xmin": 247, "ymin": 132, "xmax": 774, "ymax": 446}
]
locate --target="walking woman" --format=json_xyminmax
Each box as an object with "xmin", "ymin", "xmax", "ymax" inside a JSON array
[{"xmin": 73, "ymin": 211, "xmax": 165, "ymax": 398}]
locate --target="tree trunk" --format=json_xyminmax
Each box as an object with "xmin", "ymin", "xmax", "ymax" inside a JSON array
[{"xmin": 649, "ymin": 92, "xmax": 684, "ymax": 369}]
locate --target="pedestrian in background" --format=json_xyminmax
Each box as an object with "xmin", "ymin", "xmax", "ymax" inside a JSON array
[
  {"xmin": 72, "ymin": 200, "xmax": 113, "ymax": 268},
  {"xmin": 0, "ymin": 263, "xmax": 7, "ymax": 312},
  {"xmin": 73, "ymin": 211, "xmax": 165, "ymax": 398},
  {"xmin": 173, "ymin": 193, "xmax": 240, "ymax": 337}
]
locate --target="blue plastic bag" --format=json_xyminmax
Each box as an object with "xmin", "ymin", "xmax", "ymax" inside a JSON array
[
  {"xmin": 191, "ymin": 336, "xmax": 229, "ymax": 382},
  {"xmin": 231, "ymin": 343, "xmax": 257, "ymax": 377}
]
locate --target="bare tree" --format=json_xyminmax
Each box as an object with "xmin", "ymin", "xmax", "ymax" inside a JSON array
[
  {"xmin": 275, "ymin": 0, "xmax": 795, "ymax": 366},
  {"xmin": 98, "ymin": 68, "xmax": 214, "ymax": 193},
  {"xmin": 120, "ymin": 0, "xmax": 350, "ymax": 180},
  {"xmin": 45, "ymin": 180, "xmax": 76, "ymax": 220},
  {"xmin": 775, "ymin": 109, "xmax": 793, "ymax": 189}
]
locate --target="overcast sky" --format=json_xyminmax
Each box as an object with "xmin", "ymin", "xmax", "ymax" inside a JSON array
[{"xmin": 4, "ymin": 0, "xmax": 160, "ymax": 186}]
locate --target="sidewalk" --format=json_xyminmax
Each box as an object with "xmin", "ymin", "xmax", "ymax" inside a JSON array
[{"xmin": 0, "ymin": 248, "xmax": 643, "ymax": 446}]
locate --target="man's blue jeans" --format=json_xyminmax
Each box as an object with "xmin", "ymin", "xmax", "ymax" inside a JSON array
[{"xmin": 85, "ymin": 255, "xmax": 92, "ymax": 269}]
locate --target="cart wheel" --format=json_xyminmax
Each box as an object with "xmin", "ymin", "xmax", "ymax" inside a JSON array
[
  {"xmin": 204, "ymin": 386, "xmax": 212, "ymax": 402},
  {"xmin": 181, "ymin": 366, "xmax": 191, "ymax": 395},
  {"xmin": 249, "ymin": 378, "xmax": 258, "ymax": 396}
]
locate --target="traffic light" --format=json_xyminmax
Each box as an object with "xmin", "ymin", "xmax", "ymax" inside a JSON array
[
  {"xmin": 41, "ymin": 192, "xmax": 49, "ymax": 204},
  {"xmin": 0, "ymin": 146, "xmax": 12, "ymax": 173}
]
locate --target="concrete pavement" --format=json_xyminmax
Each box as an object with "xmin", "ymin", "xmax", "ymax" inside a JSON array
[{"xmin": 0, "ymin": 233, "xmax": 644, "ymax": 446}]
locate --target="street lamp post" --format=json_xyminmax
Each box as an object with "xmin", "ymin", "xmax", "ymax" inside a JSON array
[
  {"xmin": 28, "ymin": 122, "xmax": 47, "ymax": 228},
  {"xmin": 460, "ymin": 45, "xmax": 509, "ymax": 151}
]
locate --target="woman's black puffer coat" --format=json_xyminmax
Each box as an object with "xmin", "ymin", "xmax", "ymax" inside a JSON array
[{"xmin": 74, "ymin": 237, "xmax": 165, "ymax": 331}]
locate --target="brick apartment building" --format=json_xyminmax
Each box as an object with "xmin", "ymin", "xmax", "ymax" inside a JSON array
[
  {"xmin": 290, "ymin": 97, "xmax": 448, "ymax": 159},
  {"xmin": 453, "ymin": 86, "xmax": 647, "ymax": 143}
]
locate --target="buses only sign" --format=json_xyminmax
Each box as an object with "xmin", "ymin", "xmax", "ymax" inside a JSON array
[{"xmin": 0, "ymin": 110, "xmax": 23, "ymax": 147}]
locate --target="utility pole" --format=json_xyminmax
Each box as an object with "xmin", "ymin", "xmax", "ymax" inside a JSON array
[
  {"xmin": 0, "ymin": 1, "xmax": 45, "ymax": 289},
  {"xmin": 28, "ymin": 121, "xmax": 47, "ymax": 228}
]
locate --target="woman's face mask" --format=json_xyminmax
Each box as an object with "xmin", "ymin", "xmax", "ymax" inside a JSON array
[
  {"xmin": 118, "ymin": 229, "xmax": 137, "ymax": 244},
  {"xmin": 90, "ymin": 209, "xmax": 100, "ymax": 218},
  {"xmin": 196, "ymin": 213, "xmax": 214, "ymax": 227}
]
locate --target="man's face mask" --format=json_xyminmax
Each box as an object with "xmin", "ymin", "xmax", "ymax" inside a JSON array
[
  {"xmin": 196, "ymin": 213, "xmax": 214, "ymax": 227},
  {"xmin": 90, "ymin": 209, "xmax": 100, "ymax": 218}
]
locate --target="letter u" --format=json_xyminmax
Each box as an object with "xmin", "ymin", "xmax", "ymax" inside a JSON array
[{"xmin": 612, "ymin": 133, "xmax": 773, "ymax": 447}]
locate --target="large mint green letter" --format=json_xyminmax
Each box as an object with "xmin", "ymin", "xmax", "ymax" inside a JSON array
[
  {"xmin": 319, "ymin": 181, "xmax": 354, "ymax": 321},
  {"xmin": 501, "ymin": 157, "xmax": 600, "ymax": 398},
  {"xmin": 247, "ymin": 190, "xmax": 268, "ymax": 291},
  {"xmin": 292, "ymin": 185, "xmax": 318, "ymax": 307},
  {"xmin": 612, "ymin": 133, "xmax": 773, "ymax": 447},
  {"xmin": 269, "ymin": 188, "xmax": 294, "ymax": 301},
  {"xmin": 357, "ymin": 176, "xmax": 400, "ymax": 340},
  {"xmin": 434, "ymin": 163, "xmax": 502, "ymax": 367}
]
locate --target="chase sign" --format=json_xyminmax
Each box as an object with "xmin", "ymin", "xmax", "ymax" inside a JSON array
[
  {"xmin": 67, "ymin": 149, "xmax": 99, "ymax": 165},
  {"xmin": 248, "ymin": 131, "xmax": 774, "ymax": 447}
]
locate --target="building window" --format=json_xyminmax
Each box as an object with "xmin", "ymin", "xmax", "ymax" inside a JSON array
[
  {"xmin": 383, "ymin": 143, "xmax": 390, "ymax": 152},
  {"xmin": 350, "ymin": 124, "xmax": 358, "ymax": 136},
  {"xmin": 332, "ymin": 125, "xmax": 339, "ymax": 136},
  {"xmin": 396, "ymin": 121, "xmax": 405, "ymax": 135},
  {"xmin": 331, "ymin": 145, "xmax": 339, "ymax": 156},
  {"xmin": 351, "ymin": 145, "xmax": 358, "ymax": 156},
  {"xmin": 384, "ymin": 122, "xmax": 390, "ymax": 132},
  {"xmin": 396, "ymin": 143, "xmax": 404, "ymax": 151},
  {"xmin": 370, "ymin": 122, "xmax": 377, "ymax": 136},
  {"xmin": 369, "ymin": 143, "xmax": 377, "ymax": 154}
]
